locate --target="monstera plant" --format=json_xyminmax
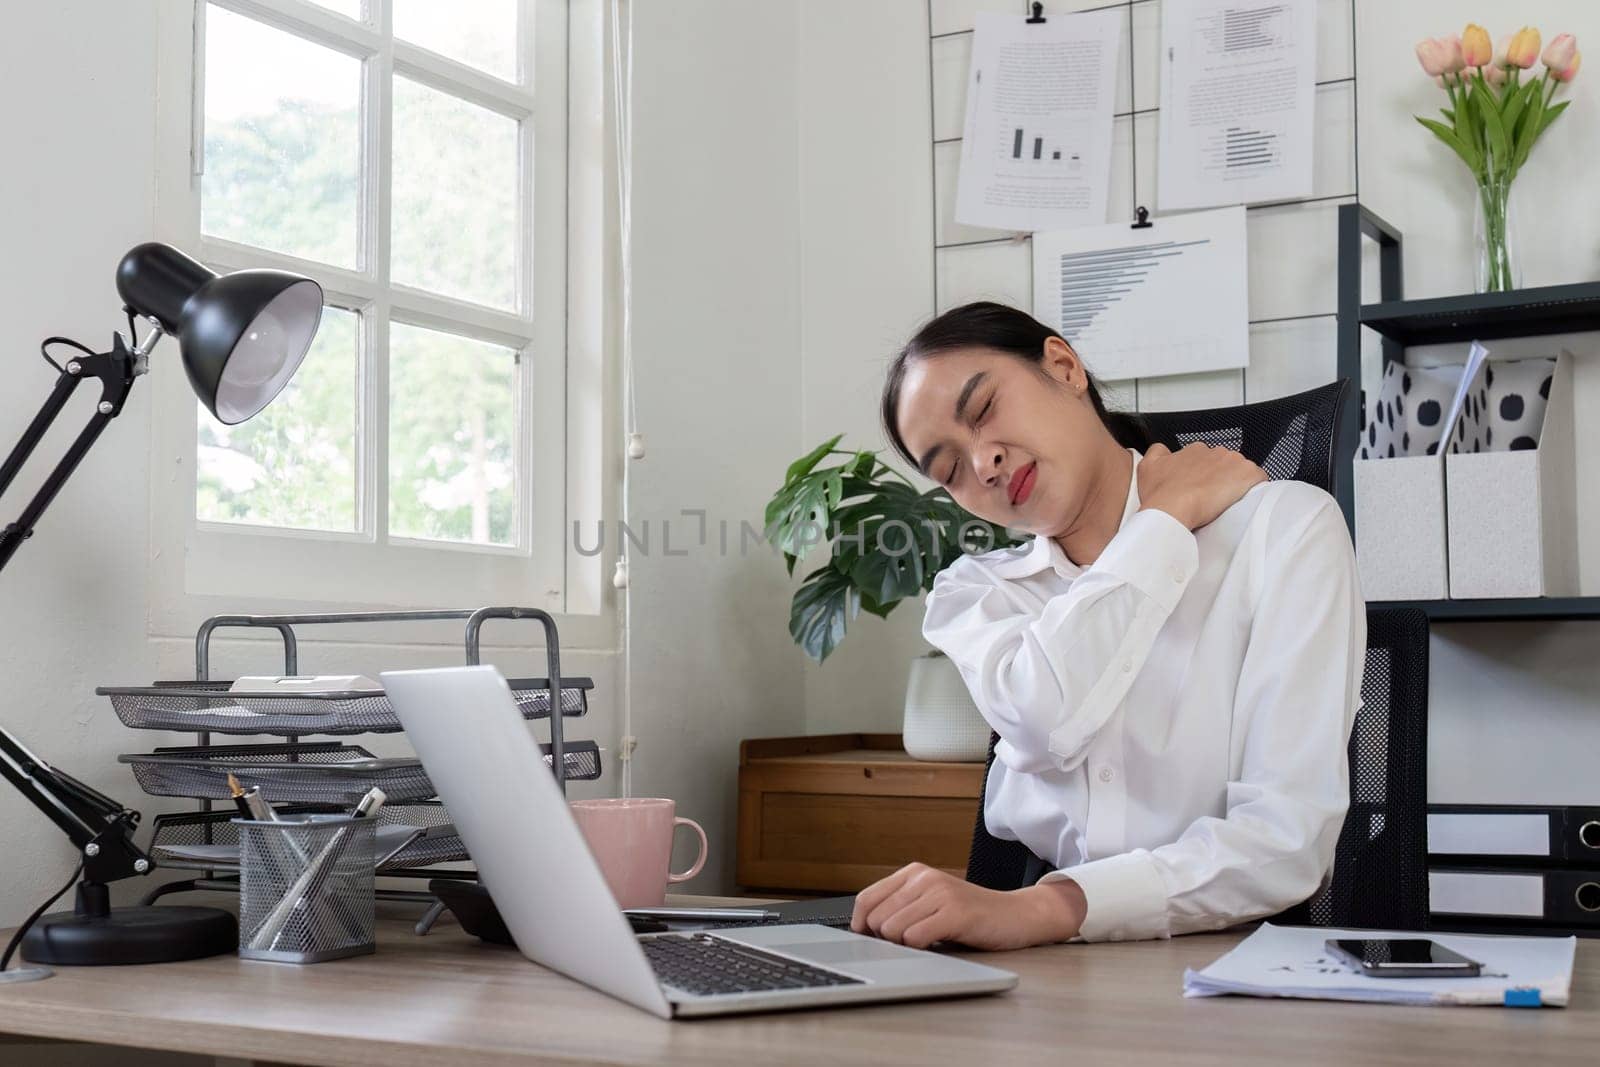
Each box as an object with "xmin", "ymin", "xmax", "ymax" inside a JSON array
[{"xmin": 764, "ymin": 434, "xmax": 1021, "ymax": 663}]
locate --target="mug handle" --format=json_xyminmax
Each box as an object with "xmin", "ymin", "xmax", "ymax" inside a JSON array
[{"xmin": 666, "ymin": 817, "xmax": 708, "ymax": 883}]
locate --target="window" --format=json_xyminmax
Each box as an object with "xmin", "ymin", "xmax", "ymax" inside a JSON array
[{"xmin": 151, "ymin": 0, "xmax": 607, "ymax": 626}]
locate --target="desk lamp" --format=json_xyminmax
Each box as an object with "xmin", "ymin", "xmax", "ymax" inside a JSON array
[{"xmin": 0, "ymin": 243, "xmax": 322, "ymax": 982}]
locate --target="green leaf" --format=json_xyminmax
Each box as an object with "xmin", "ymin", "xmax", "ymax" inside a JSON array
[
  {"xmin": 1473, "ymin": 79, "xmax": 1509, "ymax": 166},
  {"xmin": 1512, "ymin": 85, "xmax": 1546, "ymax": 171},
  {"xmin": 789, "ymin": 565, "xmax": 860, "ymax": 663},
  {"xmin": 1501, "ymin": 81, "xmax": 1533, "ymax": 140},
  {"xmin": 784, "ymin": 434, "xmax": 843, "ymax": 485},
  {"xmin": 1416, "ymin": 116, "xmax": 1481, "ymax": 174},
  {"xmin": 770, "ymin": 436, "xmax": 1025, "ymax": 661},
  {"xmin": 857, "ymin": 587, "xmax": 896, "ymax": 620},
  {"xmin": 1538, "ymin": 99, "xmax": 1570, "ymax": 137}
]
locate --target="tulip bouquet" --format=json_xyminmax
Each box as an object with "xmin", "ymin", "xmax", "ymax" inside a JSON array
[{"xmin": 1415, "ymin": 25, "xmax": 1580, "ymax": 292}]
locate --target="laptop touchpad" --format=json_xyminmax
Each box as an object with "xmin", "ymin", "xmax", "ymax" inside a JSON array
[{"xmin": 771, "ymin": 939, "xmax": 920, "ymax": 965}]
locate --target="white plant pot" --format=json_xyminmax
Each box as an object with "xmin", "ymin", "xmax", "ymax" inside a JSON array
[{"xmin": 902, "ymin": 651, "xmax": 990, "ymax": 763}]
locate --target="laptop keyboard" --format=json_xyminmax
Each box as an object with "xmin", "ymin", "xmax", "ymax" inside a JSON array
[
  {"xmin": 640, "ymin": 932, "xmax": 865, "ymax": 997},
  {"xmin": 708, "ymin": 911, "xmax": 855, "ymax": 931}
]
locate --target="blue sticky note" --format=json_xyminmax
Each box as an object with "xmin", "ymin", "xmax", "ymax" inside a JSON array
[{"xmin": 1503, "ymin": 987, "xmax": 1542, "ymax": 1008}]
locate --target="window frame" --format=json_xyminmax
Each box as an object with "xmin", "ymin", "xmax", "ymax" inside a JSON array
[{"xmin": 148, "ymin": 0, "xmax": 612, "ymax": 645}]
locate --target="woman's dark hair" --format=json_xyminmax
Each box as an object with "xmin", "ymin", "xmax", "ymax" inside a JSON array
[{"xmin": 880, "ymin": 301, "xmax": 1149, "ymax": 470}]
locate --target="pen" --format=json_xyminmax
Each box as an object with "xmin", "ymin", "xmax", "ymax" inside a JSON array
[
  {"xmin": 225, "ymin": 772, "xmax": 255, "ymax": 820},
  {"xmin": 226, "ymin": 772, "xmax": 277, "ymax": 823},
  {"xmin": 352, "ymin": 786, "xmax": 386, "ymax": 820}
]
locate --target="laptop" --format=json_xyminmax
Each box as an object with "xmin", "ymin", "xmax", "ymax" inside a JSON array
[{"xmin": 381, "ymin": 665, "xmax": 1018, "ymax": 1019}]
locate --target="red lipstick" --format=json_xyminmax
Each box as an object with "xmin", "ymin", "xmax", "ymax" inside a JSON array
[{"xmin": 1009, "ymin": 462, "xmax": 1037, "ymax": 506}]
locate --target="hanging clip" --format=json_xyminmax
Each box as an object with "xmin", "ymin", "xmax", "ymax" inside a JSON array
[
  {"xmin": 1131, "ymin": 205, "xmax": 1153, "ymax": 230},
  {"xmin": 1026, "ymin": 2, "xmax": 1046, "ymax": 24}
]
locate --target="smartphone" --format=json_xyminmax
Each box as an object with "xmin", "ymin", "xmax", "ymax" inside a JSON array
[{"xmin": 1325, "ymin": 938, "xmax": 1482, "ymax": 978}]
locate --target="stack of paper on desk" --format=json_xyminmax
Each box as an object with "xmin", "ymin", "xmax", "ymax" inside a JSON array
[{"xmin": 1183, "ymin": 924, "xmax": 1576, "ymax": 1007}]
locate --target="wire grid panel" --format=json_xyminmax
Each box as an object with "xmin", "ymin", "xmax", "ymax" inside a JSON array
[
  {"xmin": 238, "ymin": 816, "xmax": 376, "ymax": 964},
  {"xmin": 927, "ymin": 0, "xmax": 1359, "ymax": 406}
]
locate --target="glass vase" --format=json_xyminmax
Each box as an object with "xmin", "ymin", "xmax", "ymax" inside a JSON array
[{"xmin": 1474, "ymin": 174, "xmax": 1522, "ymax": 294}]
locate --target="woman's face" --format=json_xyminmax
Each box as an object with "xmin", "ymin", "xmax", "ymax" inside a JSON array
[{"xmin": 894, "ymin": 339, "xmax": 1107, "ymax": 538}]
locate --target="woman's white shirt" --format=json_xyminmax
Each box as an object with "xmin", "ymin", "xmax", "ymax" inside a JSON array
[{"xmin": 921, "ymin": 449, "xmax": 1365, "ymax": 942}]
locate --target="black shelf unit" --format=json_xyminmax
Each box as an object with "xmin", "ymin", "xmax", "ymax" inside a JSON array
[
  {"xmin": 1361, "ymin": 281, "xmax": 1600, "ymax": 347},
  {"xmin": 1335, "ymin": 203, "xmax": 1600, "ymax": 624},
  {"xmin": 1379, "ymin": 598, "xmax": 1600, "ymax": 624}
]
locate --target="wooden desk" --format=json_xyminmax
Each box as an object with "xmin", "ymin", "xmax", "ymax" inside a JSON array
[{"xmin": 2, "ymin": 898, "xmax": 1596, "ymax": 1066}]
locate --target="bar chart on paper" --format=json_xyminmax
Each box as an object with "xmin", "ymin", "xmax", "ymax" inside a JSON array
[
  {"xmin": 1031, "ymin": 205, "xmax": 1249, "ymax": 380},
  {"xmin": 1001, "ymin": 125, "xmax": 1085, "ymax": 170},
  {"xmin": 1157, "ymin": 0, "xmax": 1315, "ymax": 210}
]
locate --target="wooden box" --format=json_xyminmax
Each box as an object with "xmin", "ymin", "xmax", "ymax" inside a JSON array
[{"xmin": 736, "ymin": 733, "xmax": 986, "ymax": 894}]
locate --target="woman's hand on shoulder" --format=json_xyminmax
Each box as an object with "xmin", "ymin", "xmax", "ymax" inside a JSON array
[
  {"xmin": 1137, "ymin": 442, "xmax": 1267, "ymax": 532},
  {"xmin": 850, "ymin": 861, "xmax": 1086, "ymax": 951}
]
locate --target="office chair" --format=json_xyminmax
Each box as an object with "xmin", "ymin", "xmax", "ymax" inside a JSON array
[{"xmin": 962, "ymin": 380, "xmax": 1433, "ymax": 932}]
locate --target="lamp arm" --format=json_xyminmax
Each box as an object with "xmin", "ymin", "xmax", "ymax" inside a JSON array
[
  {"xmin": 0, "ymin": 332, "xmax": 149, "ymax": 889},
  {"xmin": 0, "ymin": 334, "xmax": 139, "ymax": 574}
]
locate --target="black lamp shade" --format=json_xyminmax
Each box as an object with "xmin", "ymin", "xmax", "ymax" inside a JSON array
[{"xmin": 116, "ymin": 243, "xmax": 323, "ymax": 424}]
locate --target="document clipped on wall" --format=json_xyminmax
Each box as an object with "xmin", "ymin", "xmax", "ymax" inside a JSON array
[
  {"xmin": 954, "ymin": 8, "xmax": 1122, "ymax": 232},
  {"xmin": 1157, "ymin": 0, "xmax": 1318, "ymax": 210}
]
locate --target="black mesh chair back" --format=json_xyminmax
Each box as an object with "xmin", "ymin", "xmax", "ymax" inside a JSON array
[
  {"xmin": 1274, "ymin": 607, "xmax": 1429, "ymax": 930},
  {"xmin": 963, "ymin": 380, "xmax": 1432, "ymax": 930},
  {"xmin": 1137, "ymin": 379, "xmax": 1345, "ymax": 493}
]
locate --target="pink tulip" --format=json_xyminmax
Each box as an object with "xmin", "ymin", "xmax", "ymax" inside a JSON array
[
  {"xmin": 1482, "ymin": 61, "xmax": 1507, "ymax": 86},
  {"xmin": 1462, "ymin": 23, "xmax": 1493, "ymax": 68},
  {"xmin": 1416, "ymin": 37, "xmax": 1451, "ymax": 77},
  {"xmin": 1505, "ymin": 26, "xmax": 1542, "ymax": 68},
  {"xmin": 1552, "ymin": 49, "xmax": 1582, "ymax": 83},
  {"xmin": 1544, "ymin": 33, "xmax": 1579, "ymax": 76}
]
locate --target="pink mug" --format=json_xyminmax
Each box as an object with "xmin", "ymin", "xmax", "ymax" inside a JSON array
[{"xmin": 568, "ymin": 798, "xmax": 708, "ymax": 909}]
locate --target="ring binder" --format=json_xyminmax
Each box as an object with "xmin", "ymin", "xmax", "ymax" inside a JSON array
[
  {"xmin": 1430, "ymin": 865, "xmax": 1600, "ymax": 928},
  {"xmin": 1427, "ymin": 804, "xmax": 1600, "ymax": 866}
]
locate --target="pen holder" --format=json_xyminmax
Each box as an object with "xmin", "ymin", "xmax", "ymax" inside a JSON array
[{"xmin": 236, "ymin": 815, "xmax": 376, "ymax": 964}]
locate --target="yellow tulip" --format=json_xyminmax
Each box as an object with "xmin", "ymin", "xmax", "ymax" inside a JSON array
[
  {"xmin": 1505, "ymin": 26, "xmax": 1542, "ymax": 69},
  {"xmin": 1461, "ymin": 23, "xmax": 1492, "ymax": 67}
]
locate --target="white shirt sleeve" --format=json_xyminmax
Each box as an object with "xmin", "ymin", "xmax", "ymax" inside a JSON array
[
  {"xmin": 922, "ymin": 509, "xmax": 1199, "ymax": 773},
  {"xmin": 1040, "ymin": 491, "xmax": 1365, "ymax": 941}
]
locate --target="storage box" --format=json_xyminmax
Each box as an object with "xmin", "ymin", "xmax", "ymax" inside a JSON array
[
  {"xmin": 1355, "ymin": 453, "xmax": 1449, "ymax": 601},
  {"xmin": 1445, "ymin": 351, "xmax": 1578, "ymax": 599}
]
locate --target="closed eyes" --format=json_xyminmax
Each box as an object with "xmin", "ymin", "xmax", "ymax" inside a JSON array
[{"xmin": 944, "ymin": 396, "xmax": 994, "ymax": 486}]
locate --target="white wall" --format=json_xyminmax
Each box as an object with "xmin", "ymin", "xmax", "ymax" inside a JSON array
[
  {"xmin": 623, "ymin": 1, "xmax": 810, "ymax": 886},
  {"xmin": 0, "ymin": 0, "xmax": 165, "ymax": 926},
  {"xmin": 797, "ymin": 1, "xmax": 941, "ymax": 735}
]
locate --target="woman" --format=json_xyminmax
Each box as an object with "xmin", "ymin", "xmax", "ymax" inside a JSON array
[{"xmin": 851, "ymin": 301, "xmax": 1364, "ymax": 950}]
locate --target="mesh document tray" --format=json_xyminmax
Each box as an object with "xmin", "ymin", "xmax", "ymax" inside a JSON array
[
  {"xmin": 119, "ymin": 739, "xmax": 602, "ymax": 803},
  {"xmin": 96, "ymin": 675, "xmax": 592, "ymax": 736},
  {"xmin": 149, "ymin": 801, "xmax": 469, "ymax": 873}
]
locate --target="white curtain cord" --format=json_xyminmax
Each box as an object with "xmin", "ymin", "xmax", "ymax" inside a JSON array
[{"xmin": 609, "ymin": 0, "xmax": 636, "ymax": 798}]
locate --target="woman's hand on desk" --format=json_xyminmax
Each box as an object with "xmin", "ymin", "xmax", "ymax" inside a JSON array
[
  {"xmin": 1137, "ymin": 442, "xmax": 1266, "ymax": 531},
  {"xmin": 850, "ymin": 862, "xmax": 1087, "ymax": 951}
]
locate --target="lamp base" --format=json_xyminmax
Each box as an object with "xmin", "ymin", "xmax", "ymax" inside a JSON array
[
  {"xmin": 20, "ymin": 905, "xmax": 237, "ymax": 966},
  {"xmin": 0, "ymin": 964, "xmax": 53, "ymax": 983}
]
